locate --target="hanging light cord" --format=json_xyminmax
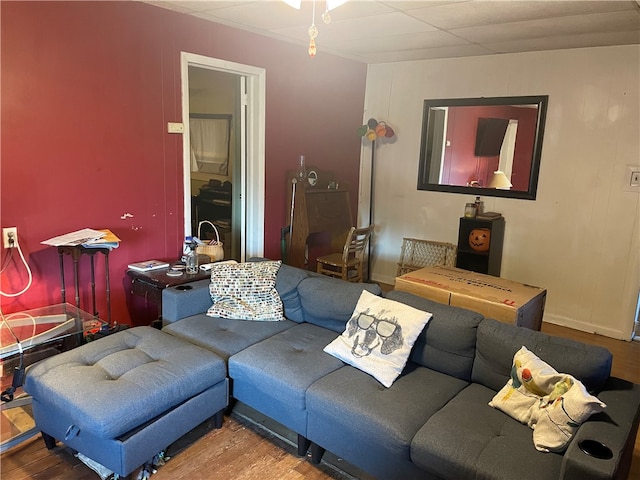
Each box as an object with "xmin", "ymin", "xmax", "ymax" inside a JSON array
[
  {"xmin": 308, "ymin": 0, "xmax": 318, "ymax": 56},
  {"xmin": 312, "ymin": 0, "xmax": 316, "ymax": 26}
]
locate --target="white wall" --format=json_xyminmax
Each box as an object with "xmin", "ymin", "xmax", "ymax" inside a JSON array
[{"xmin": 360, "ymin": 45, "xmax": 640, "ymax": 340}]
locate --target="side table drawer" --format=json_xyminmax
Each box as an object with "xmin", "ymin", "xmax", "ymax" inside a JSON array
[{"xmin": 130, "ymin": 279, "xmax": 162, "ymax": 305}]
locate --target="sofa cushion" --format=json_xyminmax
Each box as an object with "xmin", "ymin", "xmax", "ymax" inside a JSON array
[
  {"xmin": 385, "ymin": 290, "xmax": 483, "ymax": 381},
  {"xmin": 411, "ymin": 383, "xmax": 563, "ymax": 480},
  {"xmin": 298, "ymin": 276, "xmax": 382, "ymax": 333},
  {"xmin": 307, "ymin": 363, "xmax": 469, "ymax": 480},
  {"xmin": 274, "ymin": 263, "xmax": 313, "ymax": 322},
  {"xmin": 207, "ymin": 260, "xmax": 283, "ymax": 321},
  {"xmin": 162, "ymin": 314, "xmax": 296, "ymax": 361},
  {"xmin": 228, "ymin": 323, "xmax": 345, "ymax": 434},
  {"xmin": 472, "ymin": 318, "xmax": 612, "ymax": 394},
  {"xmin": 324, "ymin": 291, "xmax": 431, "ymax": 387},
  {"xmin": 489, "ymin": 346, "xmax": 606, "ymax": 453}
]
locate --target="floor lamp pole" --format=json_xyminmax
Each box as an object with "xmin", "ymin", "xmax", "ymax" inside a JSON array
[{"xmin": 367, "ymin": 140, "xmax": 375, "ymax": 281}]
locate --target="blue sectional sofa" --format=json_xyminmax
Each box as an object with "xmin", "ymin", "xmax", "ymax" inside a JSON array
[{"xmin": 162, "ymin": 261, "xmax": 640, "ymax": 480}]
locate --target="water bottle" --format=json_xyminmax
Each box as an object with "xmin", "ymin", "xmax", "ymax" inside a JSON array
[
  {"xmin": 474, "ymin": 196, "xmax": 484, "ymax": 216},
  {"xmin": 186, "ymin": 246, "xmax": 198, "ymax": 274}
]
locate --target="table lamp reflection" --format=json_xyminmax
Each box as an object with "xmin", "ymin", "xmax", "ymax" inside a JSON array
[{"xmin": 487, "ymin": 170, "xmax": 513, "ymax": 190}]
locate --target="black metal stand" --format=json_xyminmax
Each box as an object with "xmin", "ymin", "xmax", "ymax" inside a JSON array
[{"xmin": 367, "ymin": 140, "xmax": 375, "ymax": 281}]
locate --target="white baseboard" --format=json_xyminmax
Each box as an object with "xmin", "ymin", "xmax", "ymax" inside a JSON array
[
  {"xmin": 542, "ymin": 313, "xmax": 630, "ymax": 341},
  {"xmin": 371, "ymin": 274, "xmax": 632, "ymax": 342},
  {"xmin": 373, "ymin": 273, "xmax": 631, "ymax": 341}
]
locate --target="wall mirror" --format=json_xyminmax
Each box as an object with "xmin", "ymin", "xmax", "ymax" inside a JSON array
[{"xmin": 417, "ymin": 95, "xmax": 548, "ymax": 200}]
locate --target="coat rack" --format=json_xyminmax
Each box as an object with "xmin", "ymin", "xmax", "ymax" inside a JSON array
[{"xmin": 358, "ymin": 118, "xmax": 395, "ymax": 280}]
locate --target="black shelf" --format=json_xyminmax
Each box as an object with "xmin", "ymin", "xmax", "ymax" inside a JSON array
[{"xmin": 456, "ymin": 216, "xmax": 505, "ymax": 276}]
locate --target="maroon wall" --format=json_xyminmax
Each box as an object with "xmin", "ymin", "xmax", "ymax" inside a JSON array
[{"xmin": 0, "ymin": 1, "xmax": 367, "ymax": 323}]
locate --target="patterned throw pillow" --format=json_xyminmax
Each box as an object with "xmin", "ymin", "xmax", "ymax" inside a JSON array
[
  {"xmin": 489, "ymin": 346, "xmax": 606, "ymax": 452},
  {"xmin": 207, "ymin": 261, "xmax": 284, "ymax": 321},
  {"xmin": 324, "ymin": 290, "xmax": 432, "ymax": 387}
]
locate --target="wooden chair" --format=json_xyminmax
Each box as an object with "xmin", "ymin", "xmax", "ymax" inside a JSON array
[{"xmin": 316, "ymin": 225, "xmax": 374, "ymax": 282}]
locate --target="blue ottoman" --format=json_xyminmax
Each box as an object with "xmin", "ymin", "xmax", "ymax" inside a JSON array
[{"xmin": 24, "ymin": 326, "xmax": 228, "ymax": 478}]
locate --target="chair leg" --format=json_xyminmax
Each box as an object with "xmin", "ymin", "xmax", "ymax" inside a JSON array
[{"xmin": 342, "ymin": 264, "xmax": 350, "ymax": 281}]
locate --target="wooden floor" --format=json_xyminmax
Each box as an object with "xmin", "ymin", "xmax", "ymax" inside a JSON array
[
  {"xmin": 2, "ymin": 322, "xmax": 639, "ymax": 479},
  {"xmin": 0, "ymin": 411, "xmax": 358, "ymax": 480}
]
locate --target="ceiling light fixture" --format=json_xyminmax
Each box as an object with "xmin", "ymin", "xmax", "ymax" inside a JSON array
[{"xmin": 283, "ymin": 0, "xmax": 348, "ymax": 57}]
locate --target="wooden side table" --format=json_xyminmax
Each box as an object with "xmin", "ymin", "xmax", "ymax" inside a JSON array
[
  {"xmin": 57, "ymin": 245, "xmax": 112, "ymax": 326},
  {"xmin": 126, "ymin": 266, "xmax": 211, "ymax": 327}
]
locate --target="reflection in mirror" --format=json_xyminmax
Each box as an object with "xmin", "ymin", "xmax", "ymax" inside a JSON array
[{"xmin": 418, "ymin": 96, "xmax": 548, "ymax": 200}]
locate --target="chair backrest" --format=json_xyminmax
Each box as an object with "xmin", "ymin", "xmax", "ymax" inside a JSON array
[{"xmin": 342, "ymin": 225, "xmax": 374, "ymax": 263}]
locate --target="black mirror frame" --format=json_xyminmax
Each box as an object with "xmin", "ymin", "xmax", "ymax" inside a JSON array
[{"xmin": 417, "ymin": 95, "xmax": 548, "ymax": 200}]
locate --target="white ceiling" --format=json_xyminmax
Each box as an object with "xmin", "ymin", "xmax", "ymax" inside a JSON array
[{"xmin": 147, "ymin": 0, "xmax": 640, "ymax": 63}]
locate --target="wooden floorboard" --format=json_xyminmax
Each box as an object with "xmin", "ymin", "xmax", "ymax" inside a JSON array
[
  {"xmin": 2, "ymin": 311, "xmax": 639, "ymax": 479},
  {"xmin": 0, "ymin": 412, "xmax": 355, "ymax": 480}
]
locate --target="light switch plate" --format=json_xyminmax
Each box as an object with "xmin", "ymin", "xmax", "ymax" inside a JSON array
[{"xmin": 167, "ymin": 122, "xmax": 184, "ymax": 134}]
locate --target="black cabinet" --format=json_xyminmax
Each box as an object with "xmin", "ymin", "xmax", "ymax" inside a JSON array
[{"xmin": 456, "ymin": 216, "xmax": 505, "ymax": 276}]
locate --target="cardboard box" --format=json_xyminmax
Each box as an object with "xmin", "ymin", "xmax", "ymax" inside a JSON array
[{"xmin": 395, "ymin": 265, "xmax": 546, "ymax": 330}]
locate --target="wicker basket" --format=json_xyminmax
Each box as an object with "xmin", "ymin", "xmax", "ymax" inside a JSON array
[
  {"xmin": 396, "ymin": 238, "xmax": 457, "ymax": 277},
  {"xmin": 196, "ymin": 221, "xmax": 224, "ymax": 262}
]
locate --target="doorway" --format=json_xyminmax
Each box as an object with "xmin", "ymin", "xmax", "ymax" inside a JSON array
[{"xmin": 180, "ymin": 52, "xmax": 266, "ymax": 261}]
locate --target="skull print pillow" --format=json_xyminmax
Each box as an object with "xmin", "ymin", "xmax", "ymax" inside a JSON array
[{"xmin": 323, "ymin": 290, "xmax": 432, "ymax": 387}]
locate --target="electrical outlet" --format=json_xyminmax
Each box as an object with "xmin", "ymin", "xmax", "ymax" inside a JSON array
[
  {"xmin": 624, "ymin": 166, "xmax": 640, "ymax": 193},
  {"xmin": 3, "ymin": 227, "xmax": 17, "ymax": 248}
]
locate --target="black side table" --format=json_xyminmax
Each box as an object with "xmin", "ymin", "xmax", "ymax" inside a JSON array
[
  {"xmin": 126, "ymin": 266, "xmax": 210, "ymax": 327},
  {"xmin": 455, "ymin": 216, "xmax": 505, "ymax": 277}
]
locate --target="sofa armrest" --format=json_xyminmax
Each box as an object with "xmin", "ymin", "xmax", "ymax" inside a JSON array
[
  {"xmin": 560, "ymin": 377, "xmax": 640, "ymax": 480},
  {"xmin": 161, "ymin": 279, "xmax": 212, "ymax": 324}
]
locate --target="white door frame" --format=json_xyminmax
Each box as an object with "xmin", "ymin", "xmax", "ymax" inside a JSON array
[{"xmin": 180, "ymin": 52, "xmax": 266, "ymax": 260}]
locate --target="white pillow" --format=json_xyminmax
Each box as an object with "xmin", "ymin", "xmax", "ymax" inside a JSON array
[
  {"xmin": 489, "ymin": 346, "xmax": 606, "ymax": 452},
  {"xmin": 324, "ymin": 290, "xmax": 432, "ymax": 387},
  {"xmin": 207, "ymin": 261, "xmax": 283, "ymax": 321}
]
